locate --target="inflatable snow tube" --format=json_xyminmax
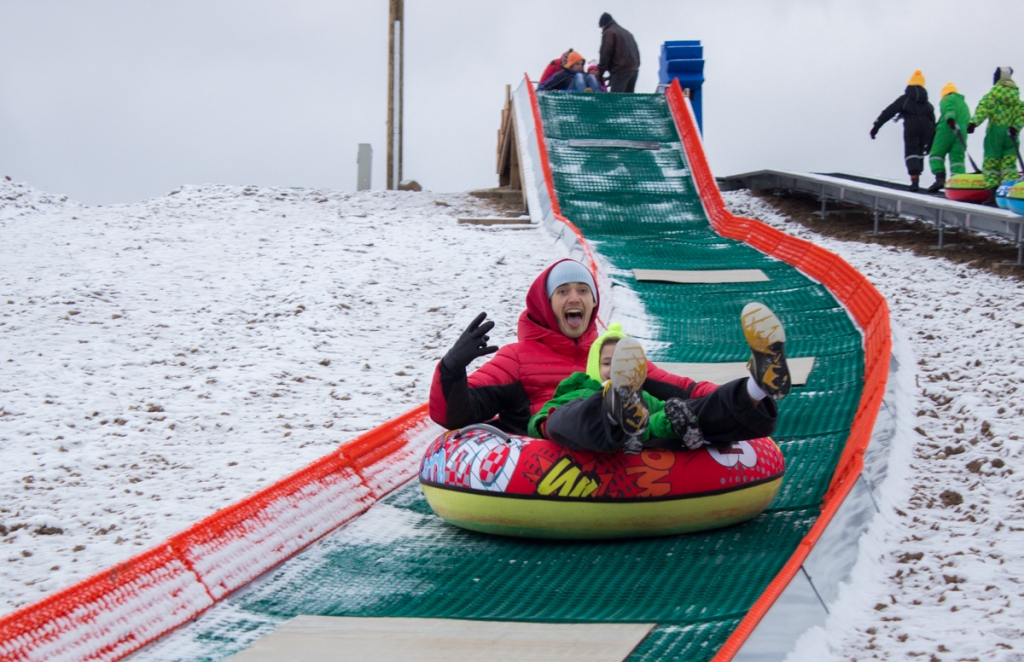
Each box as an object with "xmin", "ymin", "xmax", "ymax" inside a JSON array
[
  {"xmin": 1007, "ymin": 181, "xmax": 1024, "ymax": 217},
  {"xmin": 995, "ymin": 178, "xmax": 1020, "ymax": 210},
  {"xmin": 944, "ymin": 173, "xmax": 990, "ymax": 203},
  {"xmin": 418, "ymin": 424, "xmax": 785, "ymax": 539}
]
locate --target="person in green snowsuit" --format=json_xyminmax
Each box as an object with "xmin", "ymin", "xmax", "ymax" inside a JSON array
[
  {"xmin": 968, "ymin": 67, "xmax": 1024, "ymax": 191},
  {"xmin": 528, "ymin": 323, "xmax": 704, "ymax": 451},
  {"xmin": 926, "ymin": 82, "xmax": 972, "ymax": 192}
]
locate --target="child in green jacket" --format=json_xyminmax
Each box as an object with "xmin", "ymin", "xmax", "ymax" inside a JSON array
[
  {"xmin": 529, "ymin": 302, "xmax": 790, "ymax": 455},
  {"xmin": 528, "ymin": 323, "xmax": 703, "ymax": 453}
]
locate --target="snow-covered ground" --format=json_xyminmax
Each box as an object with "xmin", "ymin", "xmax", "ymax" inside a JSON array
[
  {"xmin": 3, "ymin": 177, "xmax": 1023, "ymax": 660},
  {"xmin": 0, "ymin": 179, "xmax": 563, "ymax": 613},
  {"xmin": 725, "ymin": 192, "xmax": 1024, "ymax": 661}
]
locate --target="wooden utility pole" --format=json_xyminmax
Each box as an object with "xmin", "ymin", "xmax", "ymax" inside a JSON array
[{"xmin": 386, "ymin": 0, "xmax": 404, "ymax": 190}]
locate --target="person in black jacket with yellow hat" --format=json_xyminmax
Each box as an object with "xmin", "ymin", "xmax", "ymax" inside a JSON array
[{"xmin": 871, "ymin": 70, "xmax": 936, "ymax": 192}]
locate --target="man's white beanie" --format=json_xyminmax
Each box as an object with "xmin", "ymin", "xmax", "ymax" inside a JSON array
[{"xmin": 546, "ymin": 260, "xmax": 597, "ymax": 298}]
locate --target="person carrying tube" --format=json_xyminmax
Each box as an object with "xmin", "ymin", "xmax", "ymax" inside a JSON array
[
  {"xmin": 871, "ymin": 70, "xmax": 936, "ymax": 192},
  {"xmin": 926, "ymin": 82, "xmax": 972, "ymax": 193},
  {"xmin": 968, "ymin": 67, "xmax": 1024, "ymax": 198}
]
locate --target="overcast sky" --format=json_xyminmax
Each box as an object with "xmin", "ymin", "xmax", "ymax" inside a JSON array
[{"xmin": 0, "ymin": 0, "xmax": 1018, "ymax": 205}]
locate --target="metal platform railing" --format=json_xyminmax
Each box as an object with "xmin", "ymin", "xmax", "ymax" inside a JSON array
[{"xmin": 718, "ymin": 170, "xmax": 1024, "ymax": 265}]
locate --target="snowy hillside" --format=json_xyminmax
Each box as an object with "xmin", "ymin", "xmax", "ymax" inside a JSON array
[
  {"xmin": 0, "ymin": 180, "xmax": 563, "ymax": 612},
  {"xmin": 3, "ymin": 177, "xmax": 1024, "ymax": 661}
]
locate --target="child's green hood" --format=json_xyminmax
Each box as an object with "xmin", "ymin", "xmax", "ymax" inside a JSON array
[{"xmin": 585, "ymin": 322, "xmax": 628, "ymax": 382}]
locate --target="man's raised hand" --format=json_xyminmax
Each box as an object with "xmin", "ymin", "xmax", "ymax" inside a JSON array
[{"xmin": 442, "ymin": 312, "xmax": 498, "ymax": 372}]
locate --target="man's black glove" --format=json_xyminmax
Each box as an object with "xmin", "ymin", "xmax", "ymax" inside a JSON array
[
  {"xmin": 1010, "ymin": 126, "xmax": 1020, "ymax": 140},
  {"xmin": 967, "ymin": 122, "xmax": 976, "ymax": 134},
  {"xmin": 442, "ymin": 312, "xmax": 498, "ymax": 372},
  {"xmin": 947, "ymin": 118, "xmax": 957, "ymax": 129},
  {"xmin": 869, "ymin": 126, "xmax": 879, "ymax": 140}
]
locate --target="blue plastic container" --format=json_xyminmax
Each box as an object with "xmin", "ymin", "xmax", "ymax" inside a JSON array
[
  {"xmin": 659, "ymin": 40, "xmax": 705, "ymax": 133},
  {"xmin": 995, "ymin": 179, "xmax": 1019, "ymax": 210}
]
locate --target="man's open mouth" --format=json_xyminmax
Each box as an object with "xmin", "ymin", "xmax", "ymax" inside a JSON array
[{"xmin": 564, "ymin": 308, "xmax": 585, "ymax": 327}]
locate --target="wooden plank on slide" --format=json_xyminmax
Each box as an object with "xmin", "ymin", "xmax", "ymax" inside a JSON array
[
  {"xmin": 227, "ymin": 616, "xmax": 656, "ymax": 662},
  {"xmin": 567, "ymin": 139, "xmax": 661, "ymax": 150},
  {"xmin": 633, "ymin": 268, "xmax": 769, "ymax": 283},
  {"xmin": 659, "ymin": 356, "xmax": 816, "ymax": 386}
]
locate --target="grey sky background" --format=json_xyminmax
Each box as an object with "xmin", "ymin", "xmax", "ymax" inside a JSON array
[{"xmin": 0, "ymin": 1, "xmax": 1018, "ymax": 205}]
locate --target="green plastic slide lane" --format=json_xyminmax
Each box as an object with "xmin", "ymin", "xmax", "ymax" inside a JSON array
[
  {"xmin": 237, "ymin": 486, "xmax": 818, "ymax": 625},
  {"xmin": 164, "ymin": 92, "xmax": 862, "ymax": 662},
  {"xmin": 534, "ymin": 91, "xmax": 863, "ymax": 660}
]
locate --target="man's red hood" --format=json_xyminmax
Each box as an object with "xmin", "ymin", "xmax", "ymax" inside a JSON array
[{"xmin": 518, "ymin": 259, "xmax": 600, "ymax": 348}]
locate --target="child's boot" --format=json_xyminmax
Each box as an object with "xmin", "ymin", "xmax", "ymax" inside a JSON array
[{"xmin": 602, "ymin": 337, "xmax": 649, "ymax": 453}]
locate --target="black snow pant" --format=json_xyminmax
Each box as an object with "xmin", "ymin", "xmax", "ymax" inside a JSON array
[
  {"xmin": 544, "ymin": 377, "xmax": 777, "ymax": 453},
  {"xmin": 609, "ymin": 69, "xmax": 639, "ymax": 93},
  {"xmin": 903, "ymin": 116, "xmax": 935, "ymax": 177}
]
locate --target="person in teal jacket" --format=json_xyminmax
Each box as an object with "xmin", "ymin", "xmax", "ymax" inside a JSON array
[
  {"xmin": 927, "ymin": 82, "xmax": 972, "ymax": 192},
  {"xmin": 968, "ymin": 67, "xmax": 1024, "ymax": 191},
  {"xmin": 527, "ymin": 323, "xmax": 703, "ymax": 451}
]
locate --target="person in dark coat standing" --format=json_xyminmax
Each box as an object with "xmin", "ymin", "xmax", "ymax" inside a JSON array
[
  {"xmin": 870, "ymin": 70, "xmax": 936, "ymax": 192},
  {"xmin": 597, "ymin": 13, "xmax": 640, "ymax": 93}
]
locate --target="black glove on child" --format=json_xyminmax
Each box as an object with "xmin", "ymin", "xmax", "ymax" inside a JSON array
[
  {"xmin": 947, "ymin": 118, "xmax": 957, "ymax": 129},
  {"xmin": 967, "ymin": 122, "xmax": 976, "ymax": 134},
  {"xmin": 442, "ymin": 312, "xmax": 498, "ymax": 372},
  {"xmin": 664, "ymin": 398, "xmax": 705, "ymax": 450},
  {"xmin": 1010, "ymin": 126, "xmax": 1020, "ymax": 140}
]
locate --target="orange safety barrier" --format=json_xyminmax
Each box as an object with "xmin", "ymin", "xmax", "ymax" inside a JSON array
[
  {"xmin": 664, "ymin": 79, "xmax": 891, "ymax": 661},
  {"xmin": 0, "ymin": 405, "xmax": 440, "ymax": 662}
]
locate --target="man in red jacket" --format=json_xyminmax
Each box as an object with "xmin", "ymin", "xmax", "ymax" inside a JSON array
[{"xmin": 428, "ymin": 260, "xmax": 781, "ymax": 451}]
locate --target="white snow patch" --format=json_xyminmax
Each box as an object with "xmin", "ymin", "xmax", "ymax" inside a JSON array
[{"xmin": 317, "ymin": 502, "xmax": 435, "ymax": 547}]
